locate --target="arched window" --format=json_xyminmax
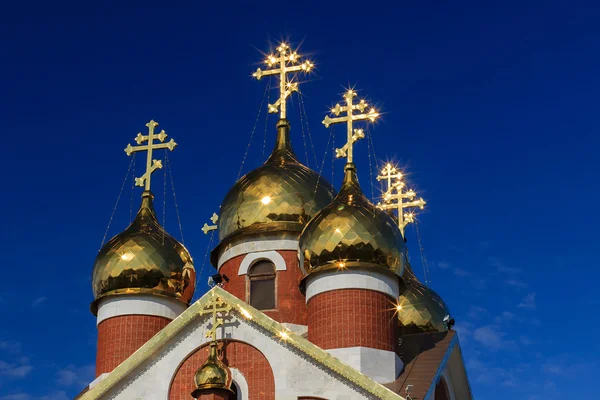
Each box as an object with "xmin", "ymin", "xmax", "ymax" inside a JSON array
[
  {"xmin": 248, "ymin": 260, "xmax": 276, "ymax": 310},
  {"xmin": 434, "ymin": 377, "xmax": 451, "ymax": 400}
]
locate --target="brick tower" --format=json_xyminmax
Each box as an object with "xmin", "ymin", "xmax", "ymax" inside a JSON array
[
  {"xmin": 299, "ymin": 89, "xmax": 405, "ymax": 383},
  {"xmin": 209, "ymin": 42, "xmax": 334, "ymax": 335},
  {"xmin": 91, "ymin": 121, "xmax": 195, "ymax": 377}
]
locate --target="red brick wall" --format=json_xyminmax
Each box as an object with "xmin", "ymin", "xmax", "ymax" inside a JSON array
[
  {"xmin": 307, "ymin": 289, "xmax": 397, "ymax": 351},
  {"xmin": 96, "ymin": 315, "xmax": 170, "ymax": 376},
  {"xmin": 219, "ymin": 250, "xmax": 307, "ymax": 325},
  {"xmin": 169, "ymin": 340, "xmax": 275, "ymax": 400}
]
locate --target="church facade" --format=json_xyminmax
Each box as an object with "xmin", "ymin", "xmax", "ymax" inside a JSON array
[{"xmin": 76, "ymin": 41, "xmax": 473, "ymax": 400}]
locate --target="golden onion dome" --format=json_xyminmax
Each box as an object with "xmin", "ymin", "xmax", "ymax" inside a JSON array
[
  {"xmin": 397, "ymin": 278, "xmax": 451, "ymax": 334},
  {"xmin": 192, "ymin": 342, "xmax": 233, "ymax": 398},
  {"xmin": 91, "ymin": 191, "xmax": 195, "ymax": 313},
  {"xmin": 299, "ymin": 163, "xmax": 406, "ymax": 276},
  {"xmin": 217, "ymin": 119, "xmax": 335, "ymax": 244}
]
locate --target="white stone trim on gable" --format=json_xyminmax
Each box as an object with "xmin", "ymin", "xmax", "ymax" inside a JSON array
[
  {"xmin": 218, "ymin": 239, "xmax": 298, "ymax": 268},
  {"xmin": 305, "ymin": 270, "xmax": 400, "ymax": 302},
  {"xmin": 238, "ymin": 251, "xmax": 287, "ymax": 276},
  {"xmin": 230, "ymin": 368, "xmax": 249, "ymax": 400},
  {"xmin": 96, "ymin": 295, "xmax": 186, "ymax": 325},
  {"xmin": 103, "ymin": 313, "xmax": 383, "ymax": 399},
  {"xmin": 326, "ymin": 347, "xmax": 403, "ymax": 384}
]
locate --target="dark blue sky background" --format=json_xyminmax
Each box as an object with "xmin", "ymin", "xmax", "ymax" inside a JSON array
[{"xmin": 1, "ymin": 1, "xmax": 599, "ymax": 399}]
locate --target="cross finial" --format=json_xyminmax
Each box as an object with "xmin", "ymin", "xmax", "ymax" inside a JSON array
[
  {"xmin": 252, "ymin": 41, "xmax": 314, "ymax": 119},
  {"xmin": 323, "ymin": 89, "xmax": 379, "ymax": 163},
  {"xmin": 202, "ymin": 213, "xmax": 219, "ymax": 234},
  {"xmin": 376, "ymin": 163, "xmax": 426, "ymax": 236},
  {"xmin": 124, "ymin": 120, "xmax": 177, "ymax": 192},
  {"xmin": 200, "ymin": 291, "xmax": 233, "ymax": 342}
]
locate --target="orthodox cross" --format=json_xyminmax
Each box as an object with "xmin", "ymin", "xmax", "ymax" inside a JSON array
[
  {"xmin": 252, "ymin": 42, "xmax": 314, "ymax": 119},
  {"xmin": 322, "ymin": 89, "xmax": 379, "ymax": 163},
  {"xmin": 200, "ymin": 291, "xmax": 233, "ymax": 342},
  {"xmin": 376, "ymin": 163, "xmax": 426, "ymax": 236},
  {"xmin": 124, "ymin": 120, "xmax": 177, "ymax": 191},
  {"xmin": 202, "ymin": 213, "xmax": 219, "ymax": 234}
]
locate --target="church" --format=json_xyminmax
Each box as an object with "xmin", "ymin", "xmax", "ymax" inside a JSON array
[{"xmin": 76, "ymin": 41, "xmax": 473, "ymax": 400}]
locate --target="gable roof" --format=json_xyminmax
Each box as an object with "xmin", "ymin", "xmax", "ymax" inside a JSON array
[
  {"xmin": 383, "ymin": 331, "xmax": 459, "ymax": 399},
  {"xmin": 80, "ymin": 287, "xmax": 405, "ymax": 400}
]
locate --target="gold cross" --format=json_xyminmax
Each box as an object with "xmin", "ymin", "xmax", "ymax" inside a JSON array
[
  {"xmin": 376, "ymin": 163, "xmax": 426, "ymax": 236},
  {"xmin": 200, "ymin": 291, "xmax": 233, "ymax": 342},
  {"xmin": 322, "ymin": 89, "xmax": 379, "ymax": 163},
  {"xmin": 252, "ymin": 42, "xmax": 314, "ymax": 119},
  {"xmin": 202, "ymin": 213, "xmax": 219, "ymax": 234},
  {"xmin": 124, "ymin": 120, "xmax": 177, "ymax": 191}
]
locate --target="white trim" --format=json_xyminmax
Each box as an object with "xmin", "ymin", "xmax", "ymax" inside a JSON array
[
  {"xmin": 238, "ymin": 251, "xmax": 287, "ymax": 276},
  {"xmin": 326, "ymin": 347, "xmax": 403, "ymax": 384},
  {"xmin": 96, "ymin": 295, "xmax": 186, "ymax": 325},
  {"xmin": 89, "ymin": 373, "xmax": 109, "ymax": 389},
  {"xmin": 441, "ymin": 368, "xmax": 457, "ymax": 400},
  {"xmin": 305, "ymin": 270, "xmax": 399, "ymax": 302},
  {"xmin": 230, "ymin": 368, "xmax": 249, "ymax": 400},
  {"xmin": 218, "ymin": 239, "xmax": 298, "ymax": 268}
]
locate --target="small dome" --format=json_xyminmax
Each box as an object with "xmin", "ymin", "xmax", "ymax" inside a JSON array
[
  {"xmin": 299, "ymin": 163, "xmax": 406, "ymax": 276},
  {"xmin": 192, "ymin": 342, "xmax": 233, "ymax": 397},
  {"xmin": 397, "ymin": 278, "xmax": 451, "ymax": 334},
  {"xmin": 218, "ymin": 119, "xmax": 335, "ymax": 243},
  {"xmin": 92, "ymin": 191, "xmax": 195, "ymax": 312}
]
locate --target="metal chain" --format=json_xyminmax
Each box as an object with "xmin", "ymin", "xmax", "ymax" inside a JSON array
[
  {"xmin": 414, "ymin": 221, "xmax": 431, "ymax": 286},
  {"xmin": 238, "ymin": 80, "xmax": 270, "ymax": 180},
  {"xmin": 100, "ymin": 156, "xmax": 135, "ymax": 250},
  {"xmin": 299, "ymin": 91, "xmax": 319, "ymax": 167},
  {"xmin": 261, "ymin": 77, "xmax": 272, "ymax": 161},
  {"xmin": 366, "ymin": 125, "xmax": 375, "ymax": 201},
  {"xmin": 162, "ymin": 150, "xmax": 167, "ymax": 245},
  {"xmin": 298, "ymin": 92, "xmax": 310, "ymax": 167},
  {"xmin": 129, "ymin": 154, "xmax": 136, "ymax": 222},
  {"xmin": 313, "ymin": 126, "xmax": 334, "ymax": 200},
  {"xmin": 165, "ymin": 152, "xmax": 185, "ymax": 244}
]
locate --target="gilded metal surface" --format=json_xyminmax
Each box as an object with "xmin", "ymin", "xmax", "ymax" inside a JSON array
[
  {"xmin": 218, "ymin": 119, "xmax": 335, "ymax": 242},
  {"xmin": 299, "ymin": 163, "xmax": 406, "ymax": 276},
  {"xmin": 79, "ymin": 286, "xmax": 405, "ymax": 400},
  {"xmin": 92, "ymin": 191, "xmax": 195, "ymax": 308},
  {"xmin": 398, "ymin": 278, "xmax": 451, "ymax": 334},
  {"xmin": 192, "ymin": 342, "xmax": 233, "ymax": 395}
]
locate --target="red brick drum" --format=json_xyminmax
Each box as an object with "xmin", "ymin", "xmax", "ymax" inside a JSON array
[
  {"xmin": 218, "ymin": 250, "xmax": 307, "ymax": 325},
  {"xmin": 169, "ymin": 340, "xmax": 275, "ymax": 400},
  {"xmin": 96, "ymin": 314, "xmax": 171, "ymax": 376},
  {"xmin": 307, "ymin": 289, "xmax": 398, "ymax": 351}
]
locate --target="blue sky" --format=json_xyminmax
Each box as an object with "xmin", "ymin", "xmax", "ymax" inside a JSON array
[{"xmin": 1, "ymin": 1, "xmax": 599, "ymax": 399}]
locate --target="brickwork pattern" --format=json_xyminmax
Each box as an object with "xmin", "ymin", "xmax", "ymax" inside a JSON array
[
  {"xmin": 219, "ymin": 250, "xmax": 307, "ymax": 325},
  {"xmin": 169, "ymin": 340, "xmax": 275, "ymax": 400},
  {"xmin": 96, "ymin": 314, "xmax": 171, "ymax": 376},
  {"xmin": 307, "ymin": 289, "xmax": 397, "ymax": 351}
]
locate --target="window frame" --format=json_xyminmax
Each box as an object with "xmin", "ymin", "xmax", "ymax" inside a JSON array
[{"xmin": 246, "ymin": 259, "xmax": 277, "ymax": 311}]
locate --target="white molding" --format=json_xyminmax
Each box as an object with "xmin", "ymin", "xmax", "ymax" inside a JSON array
[
  {"xmin": 218, "ymin": 239, "xmax": 298, "ymax": 268},
  {"xmin": 238, "ymin": 251, "xmax": 287, "ymax": 276},
  {"xmin": 89, "ymin": 373, "xmax": 110, "ymax": 389},
  {"xmin": 96, "ymin": 295, "xmax": 186, "ymax": 325},
  {"xmin": 305, "ymin": 270, "xmax": 399, "ymax": 302},
  {"xmin": 230, "ymin": 368, "xmax": 249, "ymax": 400},
  {"xmin": 326, "ymin": 347, "xmax": 403, "ymax": 384},
  {"xmin": 441, "ymin": 368, "xmax": 457, "ymax": 400}
]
